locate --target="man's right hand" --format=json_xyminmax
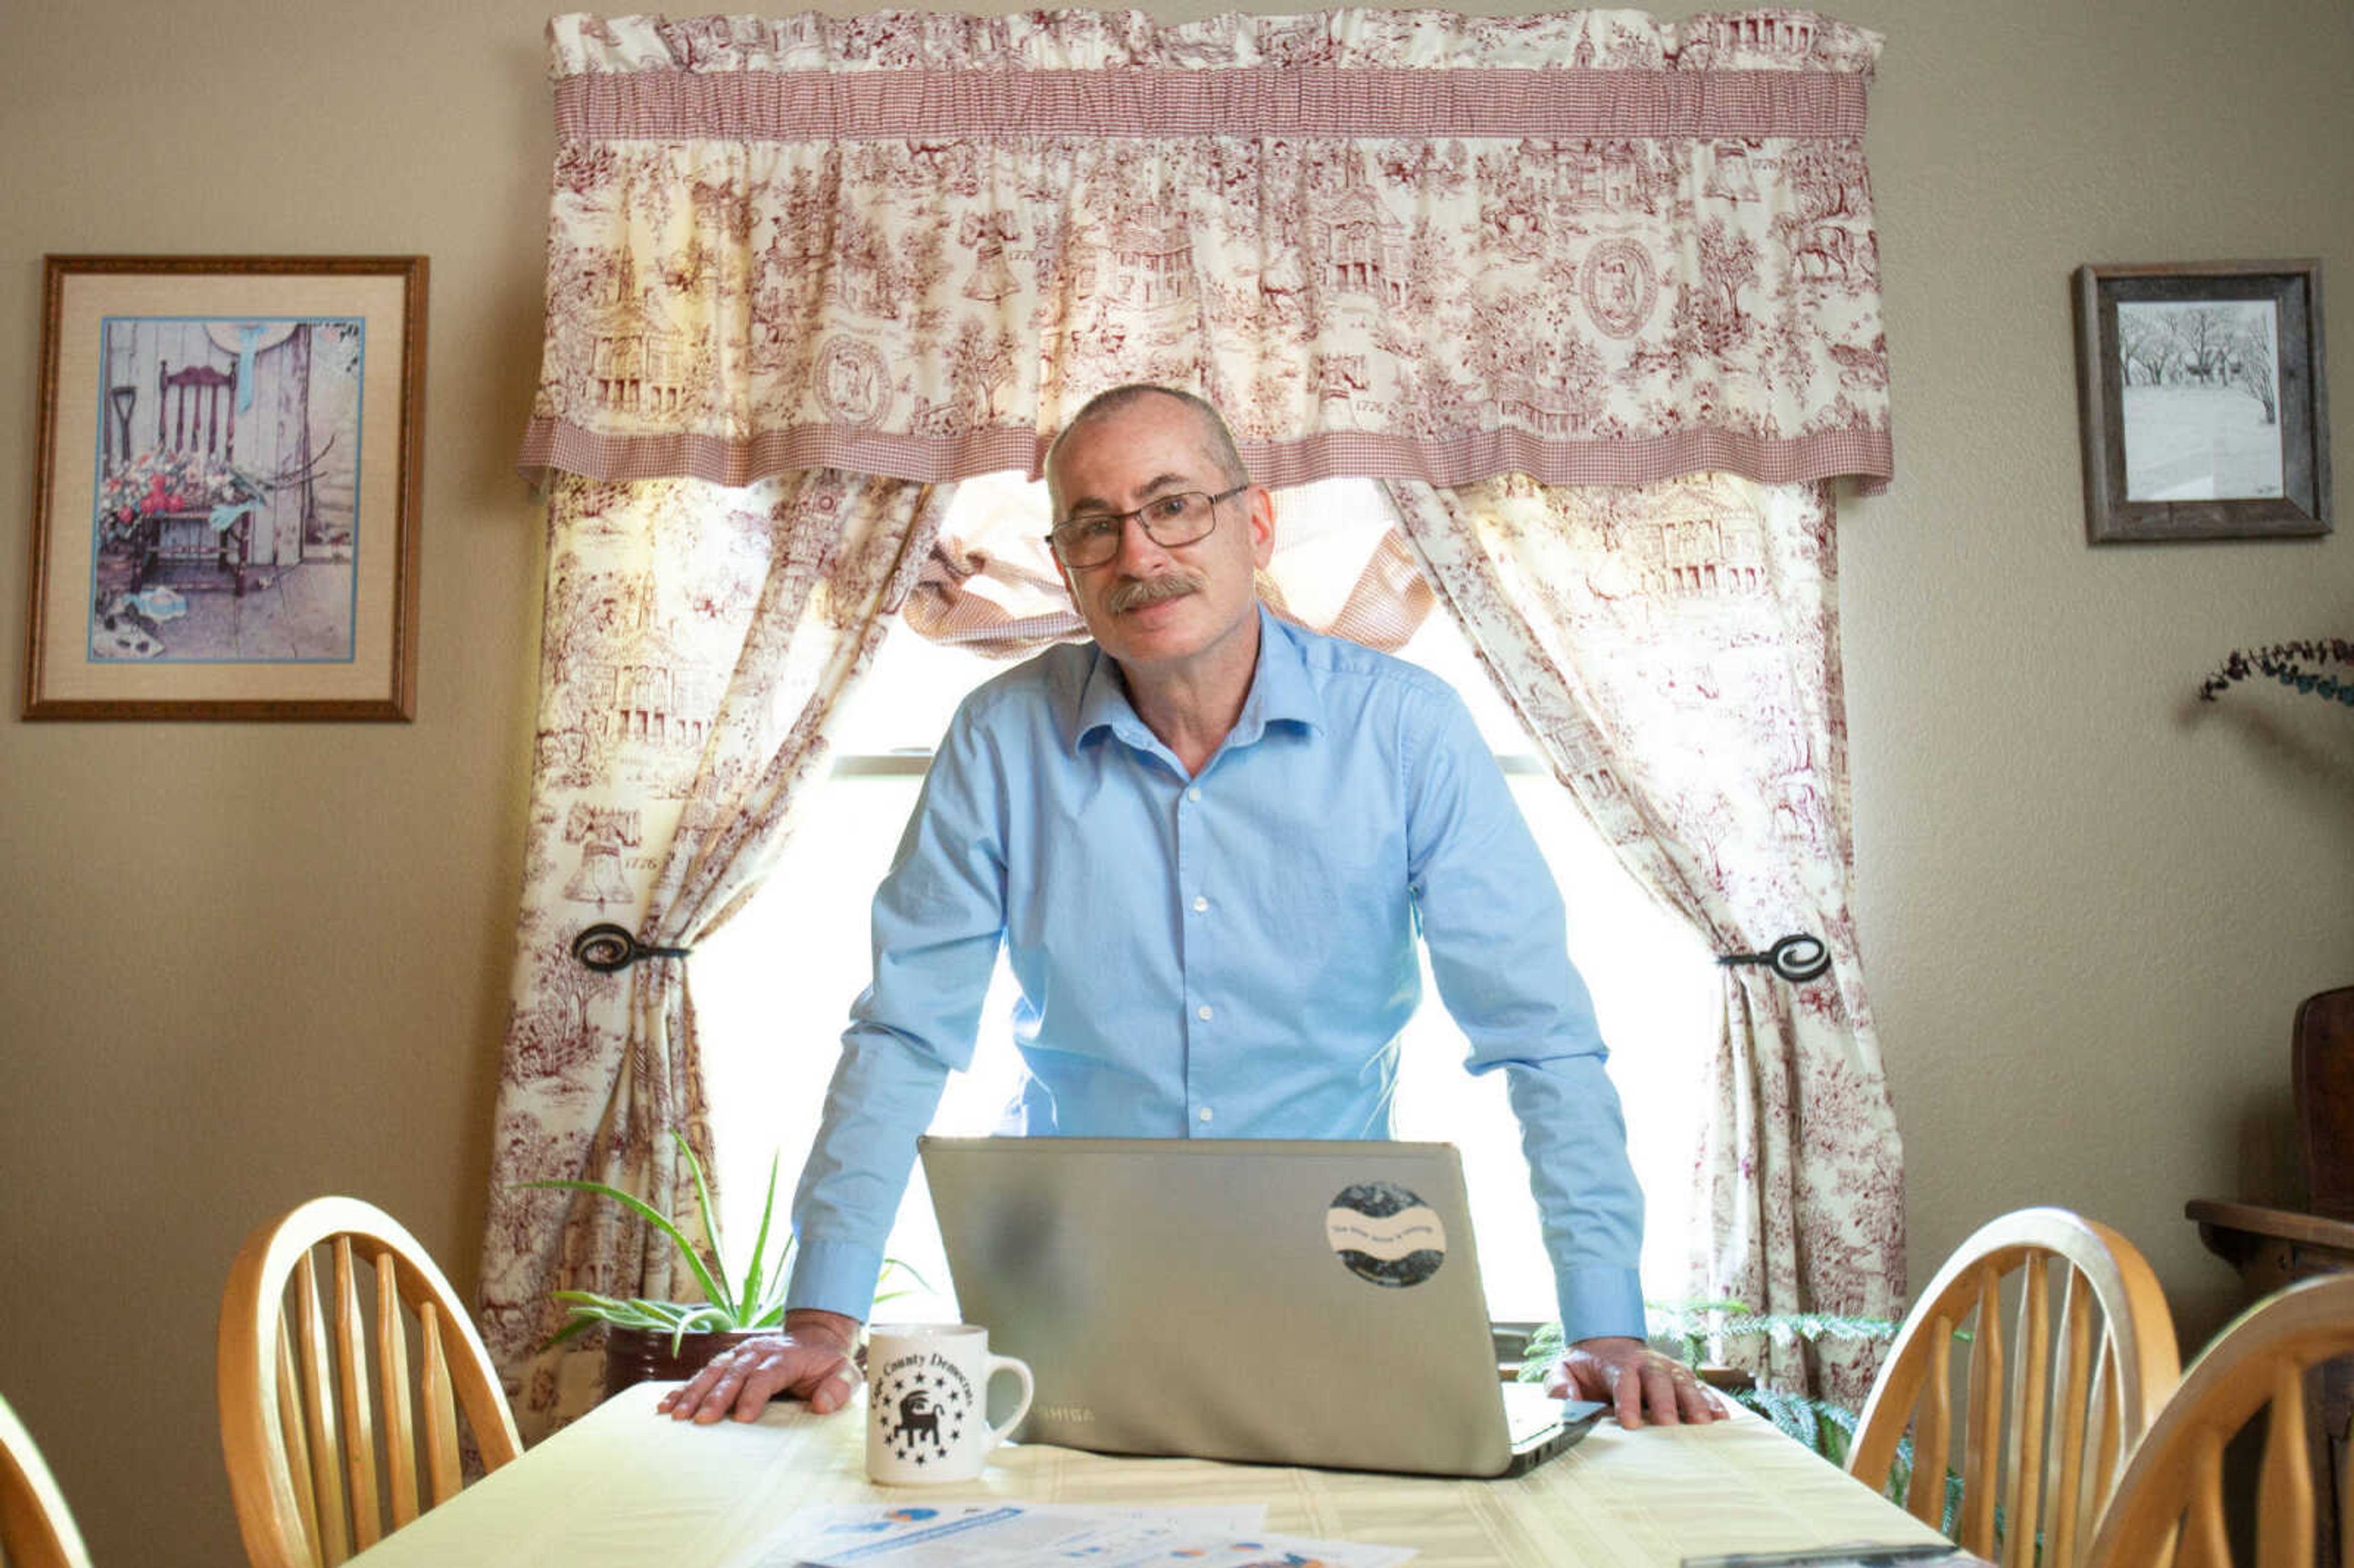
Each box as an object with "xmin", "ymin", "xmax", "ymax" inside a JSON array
[{"xmin": 657, "ymin": 1309, "xmax": 863, "ymax": 1423}]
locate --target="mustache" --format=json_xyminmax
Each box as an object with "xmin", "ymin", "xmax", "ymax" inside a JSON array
[{"xmin": 1103, "ymin": 570, "xmax": 1206, "ymax": 614}]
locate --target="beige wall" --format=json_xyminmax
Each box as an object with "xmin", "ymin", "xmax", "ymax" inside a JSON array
[{"xmin": 2, "ymin": 0, "xmax": 2348, "ymax": 1561}]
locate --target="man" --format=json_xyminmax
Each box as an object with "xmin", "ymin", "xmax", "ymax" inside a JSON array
[{"xmin": 662, "ymin": 386, "xmax": 1720, "ymax": 1430}]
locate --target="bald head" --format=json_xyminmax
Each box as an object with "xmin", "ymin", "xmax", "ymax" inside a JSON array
[{"xmin": 1045, "ymin": 385, "xmax": 1248, "ymax": 516}]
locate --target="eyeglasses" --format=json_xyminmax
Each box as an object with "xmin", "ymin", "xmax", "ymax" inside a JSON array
[{"xmin": 1046, "ymin": 484, "xmax": 1249, "ymax": 569}]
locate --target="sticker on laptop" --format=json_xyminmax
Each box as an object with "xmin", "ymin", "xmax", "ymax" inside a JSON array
[{"xmin": 1325, "ymin": 1181, "xmax": 1447, "ymax": 1288}]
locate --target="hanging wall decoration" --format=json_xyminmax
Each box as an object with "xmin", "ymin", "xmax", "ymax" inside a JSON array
[
  {"xmin": 2075, "ymin": 259, "xmax": 2329, "ymax": 544},
  {"xmin": 24, "ymin": 254, "xmax": 427, "ymax": 720}
]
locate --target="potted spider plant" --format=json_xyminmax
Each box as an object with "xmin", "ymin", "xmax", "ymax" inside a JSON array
[{"xmin": 522, "ymin": 1131, "xmax": 916, "ymax": 1399}]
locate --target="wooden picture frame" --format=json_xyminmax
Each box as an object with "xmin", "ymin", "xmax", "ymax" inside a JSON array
[
  {"xmin": 23, "ymin": 254, "xmax": 426, "ymax": 719},
  {"xmin": 2074, "ymin": 259, "xmax": 2329, "ymax": 544}
]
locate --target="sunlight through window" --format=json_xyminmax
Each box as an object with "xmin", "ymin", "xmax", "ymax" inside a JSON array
[{"xmin": 693, "ymin": 478, "xmax": 1717, "ymax": 1328}]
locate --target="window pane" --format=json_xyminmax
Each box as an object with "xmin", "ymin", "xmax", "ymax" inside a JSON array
[
  {"xmin": 826, "ymin": 471, "xmax": 1060, "ymax": 758},
  {"xmin": 693, "ymin": 774, "xmax": 1025, "ymax": 1320}
]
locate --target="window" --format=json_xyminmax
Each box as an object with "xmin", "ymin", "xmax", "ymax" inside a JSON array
[{"xmin": 692, "ymin": 478, "xmax": 1717, "ymax": 1325}]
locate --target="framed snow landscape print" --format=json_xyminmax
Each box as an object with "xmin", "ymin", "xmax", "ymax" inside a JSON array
[
  {"xmin": 2074, "ymin": 259, "xmax": 2329, "ymax": 544},
  {"xmin": 24, "ymin": 255, "xmax": 426, "ymax": 720}
]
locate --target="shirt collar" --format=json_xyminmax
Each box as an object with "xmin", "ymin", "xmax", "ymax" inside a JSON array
[
  {"xmin": 1073, "ymin": 606, "xmax": 1324, "ymax": 759},
  {"xmin": 1230, "ymin": 606, "xmax": 1324, "ymax": 745}
]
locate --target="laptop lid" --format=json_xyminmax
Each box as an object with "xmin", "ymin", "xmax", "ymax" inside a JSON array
[{"xmin": 918, "ymin": 1136, "xmax": 1604, "ymax": 1478}]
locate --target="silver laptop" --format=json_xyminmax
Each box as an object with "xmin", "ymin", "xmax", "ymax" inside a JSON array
[{"xmin": 918, "ymin": 1136, "xmax": 1607, "ymax": 1478}]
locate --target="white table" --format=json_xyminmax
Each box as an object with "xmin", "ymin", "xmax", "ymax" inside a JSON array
[{"xmin": 350, "ymin": 1383, "xmax": 1947, "ymax": 1567}]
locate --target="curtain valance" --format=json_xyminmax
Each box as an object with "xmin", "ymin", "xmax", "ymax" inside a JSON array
[{"xmin": 522, "ymin": 9, "xmax": 1891, "ymax": 493}]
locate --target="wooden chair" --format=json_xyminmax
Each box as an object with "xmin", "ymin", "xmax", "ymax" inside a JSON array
[
  {"xmin": 217, "ymin": 1197, "xmax": 522, "ymax": 1568},
  {"xmin": 0, "ymin": 1391, "xmax": 96, "ymax": 1568},
  {"xmin": 1846, "ymin": 1208, "xmax": 2181, "ymax": 1568},
  {"xmin": 2085, "ymin": 1272, "xmax": 2354, "ymax": 1568},
  {"xmin": 2184, "ymin": 983, "xmax": 2354, "ymax": 1563},
  {"xmin": 141, "ymin": 357, "xmax": 252, "ymax": 596}
]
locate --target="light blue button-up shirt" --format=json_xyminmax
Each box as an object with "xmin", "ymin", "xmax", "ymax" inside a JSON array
[{"xmin": 786, "ymin": 609, "xmax": 1645, "ymax": 1341}]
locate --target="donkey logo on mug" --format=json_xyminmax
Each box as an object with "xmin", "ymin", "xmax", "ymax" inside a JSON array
[{"xmin": 874, "ymin": 1353, "xmax": 975, "ymax": 1469}]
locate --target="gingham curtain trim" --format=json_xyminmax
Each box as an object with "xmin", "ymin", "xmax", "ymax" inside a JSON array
[
  {"xmin": 519, "ymin": 419, "xmax": 1893, "ymax": 491},
  {"xmin": 552, "ymin": 66, "xmax": 1870, "ymax": 141},
  {"xmin": 549, "ymin": 10, "xmax": 1886, "ymax": 81},
  {"xmin": 517, "ymin": 422, "xmax": 1042, "ymax": 489}
]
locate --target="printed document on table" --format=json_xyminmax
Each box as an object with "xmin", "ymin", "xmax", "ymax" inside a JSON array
[
  {"xmin": 733, "ymin": 1501, "xmax": 1414, "ymax": 1568},
  {"xmin": 727, "ymin": 1502, "xmax": 1259, "ymax": 1568}
]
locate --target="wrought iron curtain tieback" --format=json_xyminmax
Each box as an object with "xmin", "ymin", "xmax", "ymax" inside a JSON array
[
  {"xmin": 1715, "ymin": 934, "xmax": 1830, "ymax": 984},
  {"xmin": 571, "ymin": 922, "xmax": 695, "ymax": 973}
]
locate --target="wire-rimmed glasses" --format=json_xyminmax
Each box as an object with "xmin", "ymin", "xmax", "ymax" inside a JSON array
[{"xmin": 1046, "ymin": 484, "xmax": 1249, "ymax": 568}]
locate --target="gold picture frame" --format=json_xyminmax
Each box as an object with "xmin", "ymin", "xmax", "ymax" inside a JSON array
[{"xmin": 23, "ymin": 254, "xmax": 426, "ymax": 719}]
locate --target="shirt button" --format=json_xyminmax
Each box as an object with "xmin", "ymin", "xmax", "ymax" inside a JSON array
[
  {"xmin": 1196, "ymin": 1005, "xmax": 1213, "ymax": 1022},
  {"xmin": 1191, "ymin": 896, "xmax": 1209, "ymax": 913},
  {"xmin": 1185, "ymin": 786, "xmax": 1202, "ymax": 802},
  {"xmin": 1198, "ymin": 1107, "xmax": 1214, "ymax": 1124}
]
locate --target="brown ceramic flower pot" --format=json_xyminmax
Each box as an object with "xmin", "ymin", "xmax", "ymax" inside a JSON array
[{"xmin": 601, "ymin": 1325, "xmax": 778, "ymax": 1402}]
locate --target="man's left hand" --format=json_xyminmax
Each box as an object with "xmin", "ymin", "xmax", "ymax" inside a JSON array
[{"xmin": 1545, "ymin": 1336, "xmax": 1726, "ymax": 1428}]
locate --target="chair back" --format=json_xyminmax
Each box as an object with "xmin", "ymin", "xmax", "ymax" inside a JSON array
[
  {"xmin": 158, "ymin": 359, "xmax": 236, "ymax": 458},
  {"xmin": 0, "ymin": 1391, "xmax": 96, "ymax": 1568},
  {"xmin": 2085, "ymin": 1271, "xmax": 2354, "ymax": 1568},
  {"xmin": 1845, "ymin": 1207, "xmax": 2179, "ymax": 1568},
  {"xmin": 217, "ymin": 1197, "xmax": 522, "ymax": 1568}
]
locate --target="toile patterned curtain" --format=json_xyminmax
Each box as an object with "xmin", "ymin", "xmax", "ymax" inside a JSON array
[
  {"xmin": 490, "ymin": 5, "xmax": 1902, "ymax": 1434},
  {"xmin": 1387, "ymin": 474, "xmax": 1896, "ymax": 1404},
  {"xmin": 524, "ymin": 8, "xmax": 1889, "ymax": 490},
  {"xmin": 481, "ymin": 470, "xmax": 949, "ymax": 1433}
]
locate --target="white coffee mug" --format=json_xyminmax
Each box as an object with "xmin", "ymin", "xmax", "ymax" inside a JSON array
[{"xmin": 864, "ymin": 1323, "xmax": 1034, "ymax": 1485}]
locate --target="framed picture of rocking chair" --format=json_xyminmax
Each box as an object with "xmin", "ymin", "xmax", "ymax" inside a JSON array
[{"xmin": 23, "ymin": 254, "xmax": 427, "ymax": 720}]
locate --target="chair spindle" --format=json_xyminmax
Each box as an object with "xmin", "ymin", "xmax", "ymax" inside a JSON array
[
  {"xmin": 419, "ymin": 1309, "xmax": 462, "ymax": 1505},
  {"xmin": 293, "ymin": 1254, "xmax": 351, "ymax": 1566},
  {"xmin": 375, "ymin": 1250, "xmax": 421, "ymax": 1529},
  {"xmin": 1959, "ymin": 1262, "xmax": 2006, "ymax": 1555},
  {"xmin": 274, "ymin": 1323, "xmax": 321, "ymax": 1564},
  {"xmin": 2041, "ymin": 1268, "xmax": 2095, "ymax": 1568},
  {"xmin": 2181, "ymin": 1428, "xmax": 2230, "ymax": 1568},
  {"xmin": 2001, "ymin": 1258, "xmax": 2053, "ymax": 1568},
  {"xmin": 330, "ymin": 1239, "xmax": 383, "ymax": 1551},
  {"xmin": 2255, "ymin": 1358, "xmax": 2314, "ymax": 1568},
  {"xmin": 1905, "ymin": 1313, "xmax": 1954, "ymax": 1524}
]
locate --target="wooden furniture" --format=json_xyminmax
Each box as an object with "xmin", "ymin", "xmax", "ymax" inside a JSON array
[
  {"xmin": 2187, "ymin": 1199, "xmax": 2354, "ymax": 1568},
  {"xmin": 139, "ymin": 357, "xmax": 252, "ymax": 596},
  {"xmin": 2296, "ymin": 988, "xmax": 2354, "ymax": 1216},
  {"xmin": 1845, "ymin": 1207, "xmax": 2181, "ymax": 1568},
  {"xmin": 335, "ymin": 1380, "xmax": 1946, "ymax": 1568},
  {"xmin": 217, "ymin": 1197, "xmax": 522, "ymax": 1568},
  {"xmin": 2188, "ymin": 1200, "xmax": 2354, "ymax": 1288},
  {"xmin": 2085, "ymin": 1273, "xmax": 2354, "ymax": 1568},
  {"xmin": 2185, "ymin": 983, "xmax": 2354, "ymax": 1568},
  {"xmin": 0, "ymin": 1392, "xmax": 96, "ymax": 1568}
]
